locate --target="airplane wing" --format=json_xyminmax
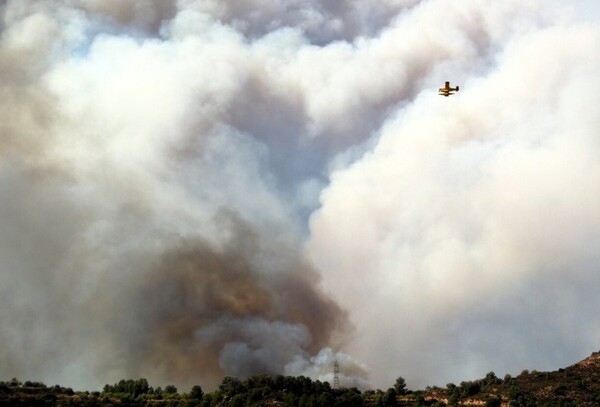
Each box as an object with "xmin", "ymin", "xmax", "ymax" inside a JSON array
[{"xmin": 438, "ymin": 82, "xmax": 458, "ymax": 96}]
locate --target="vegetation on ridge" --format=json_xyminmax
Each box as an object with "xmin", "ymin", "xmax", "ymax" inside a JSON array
[{"xmin": 2, "ymin": 351, "xmax": 600, "ymax": 406}]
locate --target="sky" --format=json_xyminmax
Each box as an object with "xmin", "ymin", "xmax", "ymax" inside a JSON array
[
  {"xmin": 1, "ymin": 0, "xmax": 599, "ymax": 392},
  {"xmin": 568, "ymin": 0, "xmax": 600, "ymax": 23}
]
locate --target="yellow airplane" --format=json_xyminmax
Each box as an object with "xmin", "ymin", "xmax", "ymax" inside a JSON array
[{"xmin": 439, "ymin": 81, "xmax": 459, "ymax": 97}]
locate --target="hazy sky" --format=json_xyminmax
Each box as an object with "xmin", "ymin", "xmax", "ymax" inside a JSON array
[
  {"xmin": 1, "ymin": 0, "xmax": 599, "ymax": 392},
  {"xmin": 568, "ymin": 0, "xmax": 600, "ymax": 23}
]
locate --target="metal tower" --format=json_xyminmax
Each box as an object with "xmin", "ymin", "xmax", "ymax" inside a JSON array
[{"xmin": 333, "ymin": 359, "xmax": 340, "ymax": 389}]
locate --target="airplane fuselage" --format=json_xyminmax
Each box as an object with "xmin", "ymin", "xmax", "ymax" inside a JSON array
[{"xmin": 439, "ymin": 81, "xmax": 459, "ymax": 96}]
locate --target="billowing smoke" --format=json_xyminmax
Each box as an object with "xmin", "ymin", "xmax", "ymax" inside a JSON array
[
  {"xmin": 1, "ymin": 0, "xmax": 599, "ymax": 393},
  {"xmin": 308, "ymin": 0, "xmax": 600, "ymax": 389},
  {"xmin": 0, "ymin": 0, "xmax": 358, "ymax": 390},
  {"xmin": 285, "ymin": 347, "xmax": 369, "ymax": 389},
  {"xmin": 100, "ymin": 210, "xmax": 351, "ymax": 387}
]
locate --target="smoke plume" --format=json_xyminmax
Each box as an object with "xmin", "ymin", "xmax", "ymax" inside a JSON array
[
  {"xmin": 0, "ymin": 0, "xmax": 356, "ymax": 390},
  {"xmin": 0, "ymin": 0, "xmax": 599, "ymax": 392}
]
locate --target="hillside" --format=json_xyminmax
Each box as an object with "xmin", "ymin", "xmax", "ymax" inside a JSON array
[
  {"xmin": 508, "ymin": 351, "xmax": 600, "ymax": 406},
  {"xmin": 1, "ymin": 352, "xmax": 600, "ymax": 406},
  {"xmin": 422, "ymin": 351, "xmax": 600, "ymax": 406}
]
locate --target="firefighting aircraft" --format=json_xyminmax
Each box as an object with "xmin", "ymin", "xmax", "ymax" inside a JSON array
[{"xmin": 439, "ymin": 81, "xmax": 459, "ymax": 97}]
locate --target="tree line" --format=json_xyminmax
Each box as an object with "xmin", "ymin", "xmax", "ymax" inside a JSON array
[{"xmin": 0, "ymin": 371, "xmax": 567, "ymax": 406}]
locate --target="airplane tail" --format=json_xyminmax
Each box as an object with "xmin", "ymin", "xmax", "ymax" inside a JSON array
[{"xmin": 456, "ymin": 85, "xmax": 459, "ymax": 91}]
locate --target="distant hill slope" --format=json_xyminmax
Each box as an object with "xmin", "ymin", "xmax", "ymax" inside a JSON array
[
  {"xmin": 509, "ymin": 351, "xmax": 600, "ymax": 406},
  {"xmin": 424, "ymin": 351, "xmax": 600, "ymax": 406}
]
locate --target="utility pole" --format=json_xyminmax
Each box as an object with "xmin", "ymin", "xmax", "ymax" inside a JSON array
[{"xmin": 333, "ymin": 359, "xmax": 340, "ymax": 389}]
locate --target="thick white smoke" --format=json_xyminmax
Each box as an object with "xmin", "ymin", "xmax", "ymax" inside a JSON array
[
  {"xmin": 285, "ymin": 348, "xmax": 369, "ymax": 389},
  {"xmin": 0, "ymin": 0, "xmax": 598, "ymax": 392},
  {"xmin": 308, "ymin": 0, "xmax": 600, "ymax": 389}
]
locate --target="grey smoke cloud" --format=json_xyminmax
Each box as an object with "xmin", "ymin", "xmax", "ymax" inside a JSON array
[
  {"xmin": 0, "ymin": 0, "xmax": 354, "ymax": 390},
  {"xmin": 0, "ymin": 0, "xmax": 599, "ymax": 393}
]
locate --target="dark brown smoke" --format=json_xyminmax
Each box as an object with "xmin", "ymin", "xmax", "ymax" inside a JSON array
[{"xmin": 101, "ymin": 212, "xmax": 348, "ymax": 389}]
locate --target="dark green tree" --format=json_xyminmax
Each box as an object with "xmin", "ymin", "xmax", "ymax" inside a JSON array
[
  {"xmin": 484, "ymin": 372, "xmax": 501, "ymax": 386},
  {"xmin": 219, "ymin": 376, "xmax": 242, "ymax": 397},
  {"xmin": 228, "ymin": 393, "xmax": 245, "ymax": 407},
  {"xmin": 393, "ymin": 377, "xmax": 407, "ymax": 395},
  {"xmin": 189, "ymin": 385, "xmax": 203, "ymax": 400},
  {"xmin": 486, "ymin": 396, "xmax": 502, "ymax": 407},
  {"xmin": 459, "ymin": 380, "xmax": 481, "ymax": 397},
  {"xmin": 165, "ymin": 384, "xmax": 178, "ymax": 394},
  {"xmin": 381, "ymin": 388, "xmax": 398, "ymax": 406},
  {"xmin": 200, "ymin": 393, "xmax": 215, "ymax": 407},
  {"xmin": 317, "ymin": 391, "xmax": 334, "ymax": 407},
  {"xmin": 448, "ymin": 387, "xmax": 460, "ymax": 406},
  {"xmin": 333, "ymin": 388, "xmax": 363, "ymax": 407}
]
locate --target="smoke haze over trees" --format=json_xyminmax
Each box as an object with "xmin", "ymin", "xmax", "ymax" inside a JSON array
[{"xmin": 1, "ymin": 0, "xmax": 600, "ymax": 391}]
